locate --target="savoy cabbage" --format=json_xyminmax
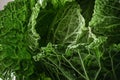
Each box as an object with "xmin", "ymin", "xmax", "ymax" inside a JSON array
[{"xmin": 0, "ymin": 0, "xmax": 120, "ymax": 80}]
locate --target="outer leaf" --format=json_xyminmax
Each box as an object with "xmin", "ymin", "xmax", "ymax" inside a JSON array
[
  {"xmin": 0, "ymin": 0, "xmax": 36, "ymax": 79},
  {"xmin": 89, "ymin": 0, "xmax": 120, "ymax": 36}
]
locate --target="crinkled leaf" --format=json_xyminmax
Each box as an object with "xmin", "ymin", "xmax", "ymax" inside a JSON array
[
  {"xmin": 50, "ymin": 2, "xmax": 85, "ymax": 45},
  {"xmin": 0, "ymin": 0, "xmax": 36, "ymax": 79},
  {"xmin": 89, "ymin": 0, "xmax": 120, "ymax": 36}
]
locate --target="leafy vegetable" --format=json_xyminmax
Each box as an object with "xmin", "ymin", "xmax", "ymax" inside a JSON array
[
  {"xmin": 89, "ymin": 0, "xmax": 120, "ymax": 43},
  {"xmin": 0, "ymin": 0, "xmax": 35, "ymax": 79},
  {"xmin": 0, "ymin": 0, "xmax": 120, "ymax": 80}
]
